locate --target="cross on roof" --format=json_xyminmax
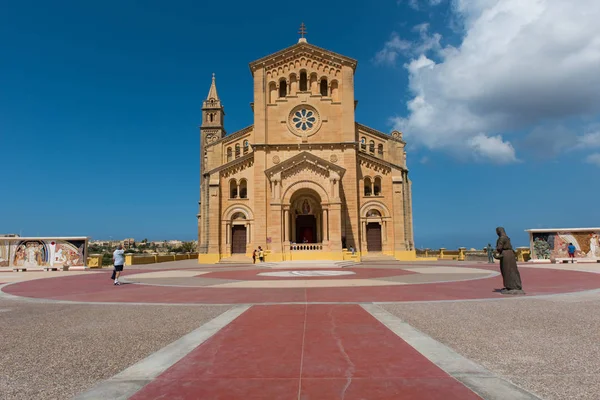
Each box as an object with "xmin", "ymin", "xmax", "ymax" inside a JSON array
[{"xmin": 298, "ymin": 22, "xmax": 307, "ymax": 38}]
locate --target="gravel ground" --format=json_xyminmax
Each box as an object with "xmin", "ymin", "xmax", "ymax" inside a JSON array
[
  {"xmin": 381, "ymin": 291, "xmax": 600, "ymax": 400},
  {"xmin": 0, "ymin": 298, "xmax": 230, "ymax": 400}
]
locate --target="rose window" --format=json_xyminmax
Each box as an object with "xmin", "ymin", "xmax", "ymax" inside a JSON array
[
  {"xmin": 288, "ymin": 105, "xmax": 321, "ymax": 137},
  {"xmin": 292, "ymin": 109, "xmax": 316, "ymax": 131}
]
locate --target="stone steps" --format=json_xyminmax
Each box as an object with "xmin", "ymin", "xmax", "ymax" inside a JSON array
[{"xmin": 360, "ymin": 253, "xmax": 397, "ymax": 262}]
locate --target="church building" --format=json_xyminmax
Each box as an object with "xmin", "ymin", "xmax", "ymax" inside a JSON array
[{"xmin": 197, "ymin": 31, "xmax": 415, "ymax": 263}]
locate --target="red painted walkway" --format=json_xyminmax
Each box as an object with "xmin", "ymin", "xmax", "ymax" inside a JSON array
[
  {"xmin": 130, "ymin": 305, "xmax": 481, "ymax": 400},
  {"xmin": 4, "ymin": 266, "xmax": 600, "ymax": 304}
]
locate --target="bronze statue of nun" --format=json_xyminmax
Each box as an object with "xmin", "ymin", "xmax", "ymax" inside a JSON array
[{"xmin": 495, "ymin": 227, "xmax": 525, "ymax": 294}]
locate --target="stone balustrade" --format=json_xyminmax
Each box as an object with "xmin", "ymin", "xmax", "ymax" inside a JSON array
[{"xmin": 290, "ymin": 243, "xmax": 323, "ymax": 251}]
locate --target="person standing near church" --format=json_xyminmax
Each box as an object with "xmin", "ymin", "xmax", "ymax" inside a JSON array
[
  {"xmin": 258, "ymin": 246, "xmax": 264, "ymax": 262},
  {"xmin": 486, "ymin": 243, "xmax": 494, "ymax": 263},
  {"xmin": 111, "ymin": 245, "xmax": 125, "ymax": 285},
  {"xmin": 567, "ymin": 242, "xmax": 576, "ymax": 263}
]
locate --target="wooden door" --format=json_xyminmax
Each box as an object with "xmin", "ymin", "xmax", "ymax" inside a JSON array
[
  {"xmin": 366, "ymin": 222, "xmax": 382, "ymax": 252},
  {"xmin": 231, "ymin": 226, "xmax": 247, "ymax": 254}
]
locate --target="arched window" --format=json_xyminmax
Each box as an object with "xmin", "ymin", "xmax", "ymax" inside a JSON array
[
  {"xmin": 235, "ymin": 144, "xmax": 240, "ymax": 158},
  {"xmin": 378, "ymin": 144, "xmax": 383, "ymax": 155},
  {"xmin": 320, "ymin": 78, "xmax": 328, "ymax": 96},
  {"xmin": 364, "ymin": 177, "xmax": 372, "ymax": 196},
  {"xmin": 229, "ymin": 180, "xmax": 238, "ymax": 199},
  {"xmin": 331, "ymin": 80, "xmax": 339, "ymax": 101},
  {"xmin": 299, "ymin": 71, "xmax": 308, "ymax": 91},
  {"xmin": 227, "ymin": 147, "xmax": 232, "ymax": 162},
  {"xmin": 232, "ymin": 212, "xmax": 246, "ymax": 220},
  {"xmin": 369, "ymin": 140, "xmax": 375, "ymax": 153},
  {"xmin": 269, "ymin": 82, "xmax": 277, "ymax": 103},
  {"xmin": 243, "ymin": 140, "xmax": 249, "ymax": 154},
  {"xmin": 209, "ymin": 113, "xmax": 214, "ymax": 122},
  {"xmin": 360, "ymin": 137, "xmax": 366, "ymax": 151},
  {"xmin": 279, "ymin": 80, "xmax": 287, "ymax": 98},
  {"xmin": 367, "ymin": 209, "xmax": 381, "ymax": 218},
  {"xmin": 374, "ymin": 177, "xmax": 381, "ymax": 196},
  {"xmin": 239, "ymin": 179, "xmax": 248, "ymax": 199}
]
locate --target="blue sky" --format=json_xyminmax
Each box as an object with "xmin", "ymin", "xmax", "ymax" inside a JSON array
[{"xmin": 1, "ymin": 0, "xmax": 599, "ymax": 248}]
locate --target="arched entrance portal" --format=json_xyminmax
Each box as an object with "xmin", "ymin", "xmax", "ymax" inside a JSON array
[
  {"xmin": 366, "ymin": 223, "xmax": 382, "ymax": 251},
  {"xmin": 288, "ymin": 189, "xmax": 323, "ymax": 244},
  {"xmin": 231, "ymin": 226, "xmax": 247, "ymax": 254}
]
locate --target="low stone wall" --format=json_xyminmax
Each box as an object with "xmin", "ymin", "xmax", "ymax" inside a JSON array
[
  {"xmin": 123, "ymin": 253, "xmax": 199, "ymax": 266},
  {"xmin": 416, "ymin": 247, "xmax": 531, "ymax": 262},
  {"xmin": 87, "ymin": 254, "xmax": 103, "ymax": 268}
]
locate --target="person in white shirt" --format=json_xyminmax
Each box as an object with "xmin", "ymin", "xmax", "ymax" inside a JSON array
[{"xmin": 111, "ymin": 245, "xmax": 125, "ymax": 286}]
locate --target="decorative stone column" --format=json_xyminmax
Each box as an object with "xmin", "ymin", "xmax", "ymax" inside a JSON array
[
  {"xmin": 322, "ymin": 209, "xmax": 329, "ymax": 242},
  {"xmin": 458, "ymin": 247, "xmax": 466, "ymax": 261},
  {"xmin": 283, "ymin": 209, "xmax": 289, "ymax": 242}
]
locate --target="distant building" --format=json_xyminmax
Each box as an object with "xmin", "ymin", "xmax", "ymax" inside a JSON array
[{"xmin": 122, "ymin": 238, "xmax": 135, "ymax": 249}]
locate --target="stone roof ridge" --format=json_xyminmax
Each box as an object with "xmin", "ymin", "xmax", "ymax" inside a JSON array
[{"xmin": 249, "ymin": 42, "xmax": 357, "ymax": 72}]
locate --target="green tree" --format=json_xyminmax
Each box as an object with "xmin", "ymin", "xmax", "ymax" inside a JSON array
[{"xmin": 181, "ymin": 241, "xmax": 196, "ymax": 253}]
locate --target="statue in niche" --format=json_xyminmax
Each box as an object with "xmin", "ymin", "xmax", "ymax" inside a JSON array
[
  {"xmin": 494, "ymin": 227, "xmax": 525, "ymax": 295},
  {"xmin": 302, "ymin": 199, "xmax": 310, "ymax": 215}
]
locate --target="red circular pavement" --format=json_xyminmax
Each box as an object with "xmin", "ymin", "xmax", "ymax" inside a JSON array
[{"xmin": 3, "ymin": 265, "xmax": 600, "ymax": 304}]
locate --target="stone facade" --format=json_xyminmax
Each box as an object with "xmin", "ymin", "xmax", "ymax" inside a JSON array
[{"xmin": 197, "ymin": 38, "xmax": 415, "ymax": 263}]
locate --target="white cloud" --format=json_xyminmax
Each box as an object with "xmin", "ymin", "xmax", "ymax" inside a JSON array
[
  {"xmin": 373, "ymin": 33, "xmax": 412, "ymax": 65},
  {"xmin": 389, "ymin": 0, "xmax": 600, "ymax": 164},
  {"xmin": 467, "ymin": 134, "xmax": 518, "ymax": 164},
  {"xmin": 374, "ymin": 24, "xmax": 441, "ymax": 66},
  {"xmin": 585, "ymin": 153, "xmax": 600, "ymax": 166},
  {"xmin": 575, "ymin": 131, "xmax": 600, "ymax": 149},
  {"xmin": 403, "ymin": 0, "xmax": 444, "ymax": 10}
]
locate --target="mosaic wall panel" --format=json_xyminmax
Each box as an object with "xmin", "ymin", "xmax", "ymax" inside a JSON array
[
  {"xmin": 532, "ymin": 231, "xmax": 600, "ymax": 260},
  {"xmin": 1, "ymin": 239, "xmax": 87, "ymax": 267}
]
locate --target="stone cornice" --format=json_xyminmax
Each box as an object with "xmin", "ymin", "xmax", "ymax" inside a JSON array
[
  {"xmin": 264, "ymin": 151, "xmax": 346, "ymax": 179},
  {"xmin": 249, "ymin": 42, "xmax": 357, "ymax": 73},
  {"xmin": 252, "ymin": 142, "xmax": 356, "ymax": 151},
  {"xmin": 358, "ymin": 152, "xmax": 407, "ymax": 174},
  {"xmin": 356, "ymin": 122, "xmax": 406, "ymax": 144},
  {"xmin": 207, "ymin": 125, "xmax": 253, "ymax": 148},
  {"xmin": 205, "ymin": 153, "xmax": 254, "ymax": 176}
]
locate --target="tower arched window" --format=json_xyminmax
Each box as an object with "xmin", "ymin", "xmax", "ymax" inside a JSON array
[
  {"xmin": 320, "ymin": 78, "xmax": 328, "ymax": 96},
  {"xmin": 279, "ymin": 80, "xmax": 287, "ymax": 98},
  {"xmin": 239, "ymin": 179, "xmax": 248, "ymax": 199},
  {"xmin": 243, "ymin": 140, "xmax": 249, "ymax": 154},
  {"xmin": 369, "ymin": 140, "xmax": 375, "ymax": 153},
  {"xmin": 378, "ymin": 144, "xmax": 384, "ymax": 155},
  {"xmin": 235, "ymin": 144, "xmax": 240, "ymax": 158},
  {"xmin": 299, "ymin": 71, "xmax": 308, "ymax": 91},
  {"xmin": 209, "ymin": 113, "xmax": 214, "ymax": 122},
  {"xmin": 360, "ymin": 137, "xmax": 366, "ymax": 151},
  {"xmin": 364, "ymin": 177, "xmax": 372, "ymax": 196},
  {"xmin": 227, "ymin": 147, "xmax": 232, "ymax": 162},
  {"xmin": 229, "ymin": 179, "xmax": 238, "ymax": 199},
  {"xmin": 374, "ymin": 177, "xmax": 381, "ymax": 196}
]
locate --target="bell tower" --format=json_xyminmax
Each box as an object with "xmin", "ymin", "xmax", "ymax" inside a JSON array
[
  {"xmin": 198, "ymin": 73, "xmax": 225, "ymax": 255},
  {"xmin": 200, "ymin": 73, "xmax": 225, "ymax": 149}
]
